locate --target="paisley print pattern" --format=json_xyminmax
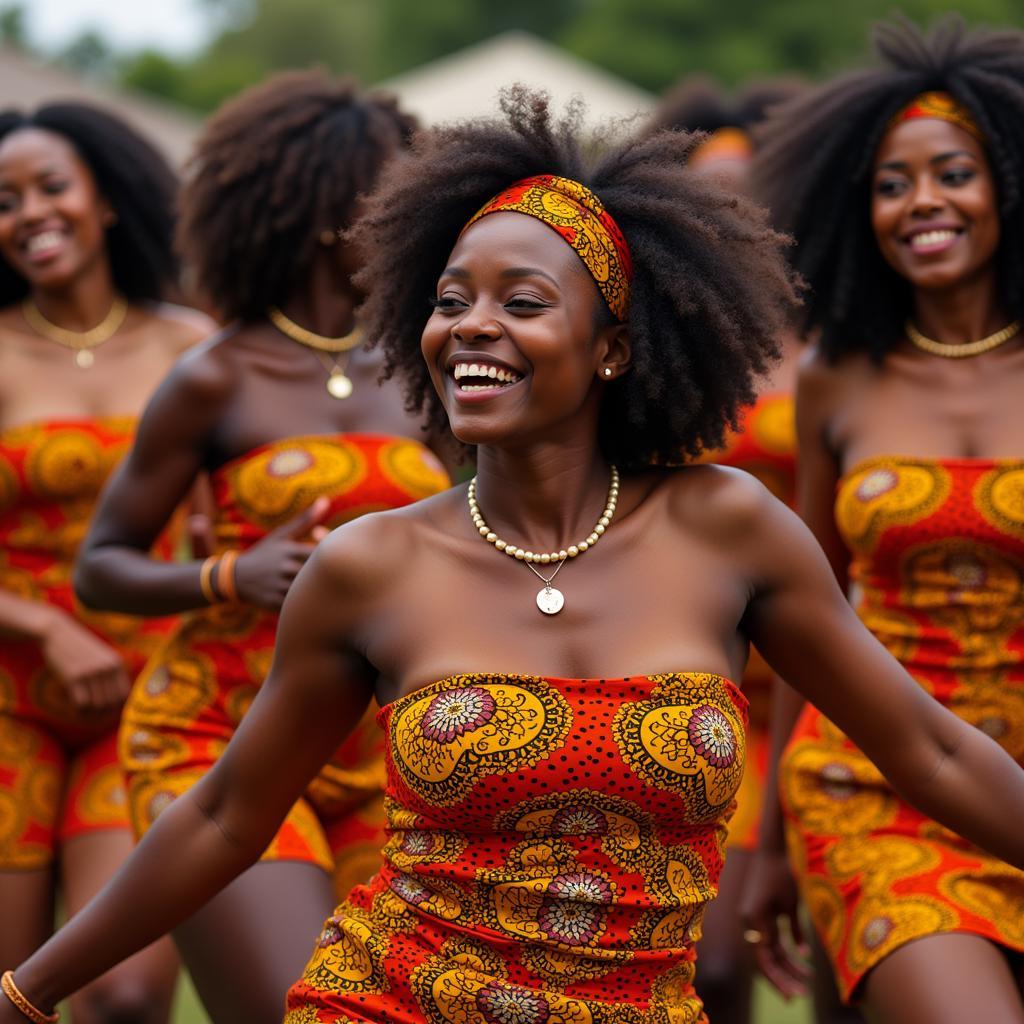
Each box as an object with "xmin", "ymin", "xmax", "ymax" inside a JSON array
[
  {"xmin": 120, "ymin": 434, "xmax": 449, "ymax": 895},
  {"xmin": 0, "ymin": 418, "xmax": 179, "ymax": 869},
  {"xmin": 781, "ymin": 456, "xmax": 1024, "ymax": 1000},
  {"xmin": 698, "ymin": 393, "xmax": 795, "ymax": 848},
  {"xmin": 285, "ymin": 672, "xmax": 747, "ymax": 1022}
]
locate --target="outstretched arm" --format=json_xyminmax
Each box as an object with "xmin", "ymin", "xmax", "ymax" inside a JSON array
[
  {"xmin": 5, "ymin": 532, "xmax": 380, "ymax": 1018},
  {"xmin": 741, "ymin": 484, "xmax": 1024, "ymax": 871}
]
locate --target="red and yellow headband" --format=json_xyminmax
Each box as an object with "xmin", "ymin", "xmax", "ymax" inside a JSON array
[
  {"xmin": 888, "ymin": 91, "xmax": 983, "ymax": 141},
  {"xmin": 462, "ymin": 174, "xmax": 633, "ymax": 322}
]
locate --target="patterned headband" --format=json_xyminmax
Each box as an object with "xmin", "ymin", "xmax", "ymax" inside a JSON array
[
  {"xmin": 462, "ymin": 174, "xmax": 633, "ymax": 322},
  {"xmin": 888, "ymin": 91, "xmax": 983, "ymax": 141},
  {"xmin": 689, "ymin": 127, "xmax": 754, "ymax": 169}
]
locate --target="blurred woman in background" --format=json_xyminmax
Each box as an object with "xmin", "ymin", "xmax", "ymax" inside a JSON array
[
  {"xmin": 0, "ymin": 102, "xmax": 210, "ymax": 1022},
  {"xmin": 748, "ymin": 17, "xmax": 1024, "ymax": 1023},
  {"xmin": 73, "ymin": 70, "xmax": 451, "ymax": 1024}
]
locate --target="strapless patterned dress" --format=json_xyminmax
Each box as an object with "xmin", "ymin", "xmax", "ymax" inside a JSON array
[
  {"xmin": 0, "ymin": 417, "xmax": 178, "ymax": 869},
  {"xmin": 701, "ymin": 393, "xmax": 796, "ymax": 849},
  {"xmin": 781, "ymin": 457, "xmax": 1024, "ymax": 1000},
  {"xmin": 119, "ymin": 434, "xmax": 450, "ymax": 896},
  {"xmin": 285, "ymin": 671, "xmax": 749, "ymax": 1023}
]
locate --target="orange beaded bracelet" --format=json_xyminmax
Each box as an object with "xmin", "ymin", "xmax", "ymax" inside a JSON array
[
  {"xmin": 1, "ymin": 972, "xmax": 59, "ymax": 1024},
  {"xmin": 198, "ymin": 555, "xmax": 220, "ymax": 605},
  {"xmin": 217, "ymin": 550, "xmax": 239, "ymax": 603}
]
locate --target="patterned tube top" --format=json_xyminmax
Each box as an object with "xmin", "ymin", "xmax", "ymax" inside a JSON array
[
  {"xmin": 836, "ymin": 457, "xmax": 1024, "ymax": 704},
  {"xmin": 287, "ymin": 671, "xmax": 749, "ymax": 1023},
  {"xmin": 0, "ymin": 417, "xmax": 178, "ymax": 724}
]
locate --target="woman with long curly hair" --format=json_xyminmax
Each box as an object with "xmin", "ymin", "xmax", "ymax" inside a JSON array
[
  {"xmin": 744, "ymin": 16, "xmax": 1024, "ymax": 1023},
  {"xmin": 0, "ymin": 103, "xmax": 210, "ymax": 1022},
  {"xmin": 3, "ymin": 87, "xmax": 1024, "ymax": 1024},
  {"xmin": 71, "ymin": 71, "xmax": 452, "ymax": 1024}
]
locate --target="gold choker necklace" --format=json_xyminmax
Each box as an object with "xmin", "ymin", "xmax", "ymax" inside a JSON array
[
  {"xmin": 267, "ymin": 305, "xmax": 362, "ymax": 399},
  {"xmin": 467, "ymin": 466, "xmax": 620, "ymax": 615},
  {"xmin": 22, "ymin": 296, "xmax": 127, "ymax": 368},
  {"xmin": 906, "ymin": 319, "xmax": 1020, "ymax": 359}
]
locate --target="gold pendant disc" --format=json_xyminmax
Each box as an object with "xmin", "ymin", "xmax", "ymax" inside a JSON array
[
  {"xmin": 75, "ymin": 349, "xmax": 95, "ymax": 369},
  {"xmin": 326, "ymin": 373, "xmax": 353, "ymax": 399}
]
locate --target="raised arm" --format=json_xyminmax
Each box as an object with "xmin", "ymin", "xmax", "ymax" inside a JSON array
[
  {"xmin": 4, "ymin": 527, "xmax": 381, "ymax": 1019},
  {"xmin": 740, "ymin": 482, "xmax": 1024, "ymax": 871}
]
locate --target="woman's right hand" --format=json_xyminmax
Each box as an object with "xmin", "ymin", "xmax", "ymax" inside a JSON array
[
  {"xmin": 738, "ymin": 847, "xmax": 809, "ymax": 999},
  {"xmin": 232, "ymin": 497, "xmax": 332, "ymax": 610},
  {"xmin": 39, "ymin": 609, "xmax": 131, "ymax": 713}
]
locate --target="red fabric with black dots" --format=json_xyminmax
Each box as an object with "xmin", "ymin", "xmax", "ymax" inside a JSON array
[{"xmin": 285, "ymin": 671, "xmax": 748, "ymax": 1023}]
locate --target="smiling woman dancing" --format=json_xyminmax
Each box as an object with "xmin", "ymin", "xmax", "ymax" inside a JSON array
[
  {"xmin": 744, "ymin": 16, "xmax": 1024, "ymax": 1024},
  {"xmin": 0, "ymin": 103, "xmax": 210, "ymax": 1024},
  {"xmin": 3, "ymin": 87, "xmax": 1024, "ymax": 1024}
]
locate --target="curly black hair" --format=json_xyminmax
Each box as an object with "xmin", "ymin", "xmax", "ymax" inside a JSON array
[
  {"xmin": 754, "ymin": 15, "xmax": 1024, "ymax": 362},
  {"xmin": 177, "ymin": 69, "xmax": 417, "ymax": 322},
  {"xmin": 351, "ymin": 87, "xmax": 797, "ymax": 470},
  {"xmin": 650, "ymin": 74, "xmax": 806, "ymax": 138},
  {"xmin": 0, "ymin": 102, "xmax": 178, "ymax": 305}
]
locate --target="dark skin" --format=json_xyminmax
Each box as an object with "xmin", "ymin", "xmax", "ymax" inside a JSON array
[
  {"xmin": 72, "ymin": 216, "xmax": 454, "ymax": 1024},
  {"xmin": 687, "ymin": 153, "xmax": 806, "ymax": 1024},
  {"xmin": 6, "ymin": 211, "xmax": 1024, "ymax": 1023},
  {"xmin": 741, "ymin": 118, "xmax": 1024, "ymax": 1024},
  {"xmin": 0, "ymin": 127, "xmax": 210, "ymax": 1023}
]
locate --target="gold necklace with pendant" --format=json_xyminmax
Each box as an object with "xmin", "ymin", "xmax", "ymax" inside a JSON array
[
  {"xmin": 467, "ymin": 466, "xmax": 620, "ymax": 615},
  {"xmin": 267, "ymin": 305, "xmax": 362, "ymax": 399},
  {"xmin": 22, "ymin": 296, "xmax": 127, "ymax": 368}
]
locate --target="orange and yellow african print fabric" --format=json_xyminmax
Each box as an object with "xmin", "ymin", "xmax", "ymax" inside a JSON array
[
  {"xmin": 464, "ymin": 175, "xmax": 633, "ymax": 321},
  {"xmin": 284, "ymin": 670, "xmax": 748, "ymax": 1024},
  {"xmin": 781, "ymin": 456, "xmax": 1024, "ymax": 1001},
  {"xmin": 701, "ymin": 393, "xmax": 796, "ymax": 849},
  {"xmin": 0, "ymin": 417, "xmax": 177, "ymax": 869},
  {"xmin": 119, "ymin": 434, "xmax": 450, "ymax": 897}
]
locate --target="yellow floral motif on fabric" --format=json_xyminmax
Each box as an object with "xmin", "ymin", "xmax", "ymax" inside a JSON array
[
  {"xmin": 378, "ymin": 439, "xmax": 450, "ymax": 500},
  {"xmin": 836, "ymin": 458, "xmax": 951, "ymax": 554},
  {"xmin": 231, "ymin": 438, "xmax": 367, "ymax": 525},
  {"xmin": 844, "ymin": 894, "xmax": 958, "ymax": 979},
  {"xmin": 302, "ymin": 902, "xmax": 389, "ymax": 994},
  {"xmin": 25, "ymin": 429, "xmax": 110, "ymax": 500},
  {"xmin": 612, "ymin": 674, "xmax": 745, "ymax": 820},
  {"xmin": 780, "ymin": 742, "xmax": 897, "ymax": 836},
  {"xmin": 390, "ymin": 675, "xmax": 572, "ymax": 806},
  {"xmin": 939, "ymin": 869, "xmax": 1024, "ymax": 945},
  {"xmin": 976, "ymin": 465, "xmax": 1024, "ymax": 540},
  {"xmin": 75, "ymin": 762, "xmax": 127, "ymax": 827},
  {"xmin": 0, "ymin": 455, "xmax": 17, "ymax": 515},
  {"xmin": 130, "ymin": 652, "xmax": 217, "ymax": 725}
]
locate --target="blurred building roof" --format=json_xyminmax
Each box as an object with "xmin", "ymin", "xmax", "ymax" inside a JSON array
[
  {"xmin": 0, "ymin": 44, "xmax": 200, "ymax": 166},
  {"xmin": 380, "ymin": 31, "xmax": 654, "ymax": 126}
]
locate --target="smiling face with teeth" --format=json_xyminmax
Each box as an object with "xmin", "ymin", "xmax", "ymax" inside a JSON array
[
  {"xmin": 421, "ymin": 212, "xmax": 629, "ymax": 449},
  {"xmin": 871, "ymin": 118, "xmax": 1000, "ymax": 293},
  {"xmin": 0, "ymin": 127, "xmax": 114, "ymax": 291}
]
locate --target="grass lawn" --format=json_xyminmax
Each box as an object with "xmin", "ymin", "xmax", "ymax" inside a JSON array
[{"xmin": 171, "ymin": 974, "xmax": 812, "ymax": 1023}]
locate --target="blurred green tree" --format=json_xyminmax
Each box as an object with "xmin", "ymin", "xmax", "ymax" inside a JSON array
[
  {"xmin": 112, "ymin": 0, "xmax": 1024, "ymax": 111},
  {"xmin": 0, "ymin": 3, "xmax": 27, "ymax": 48}
]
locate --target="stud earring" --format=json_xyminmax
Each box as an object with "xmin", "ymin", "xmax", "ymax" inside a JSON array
[
  {"xmin": 603, "ymin": 367, "xmax": 613, "ymax": 378},
  {"xmin": 319, "ymin": 229, "xmax": 337, "ymax": 246}
]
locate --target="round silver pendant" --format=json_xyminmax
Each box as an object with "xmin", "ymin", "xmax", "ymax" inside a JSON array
[
  {"xmin": 326, "ymin": 372, "xmax": 353, "ymax": 399},
  {"xmin": 75, "ymin": 349, "xmax": 95, "ymax": 369},
  {"xmin": 536, "ymin": 586, "xmax": 565, "ymax": 615}
]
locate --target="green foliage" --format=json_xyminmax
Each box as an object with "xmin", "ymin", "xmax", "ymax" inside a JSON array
[
  {"xmin": 95, "ymin": 0, "xmax": 1024, "ymax": 112},
  {"xmin": 0, "ymin": 3, "xmax": 26, "ymax": 48}
]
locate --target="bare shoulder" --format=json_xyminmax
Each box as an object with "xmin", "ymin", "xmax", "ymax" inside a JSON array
[
  {"xmin": 136, "ymin": 301, "xmax": 217, "ymax": 353},
  {"xmin": 310, "ymin": 488, "xmax": 458, "ymax": 601},
  {"xmin": 658, "ymin": 464, "xmax": 787, "ymax": 545},
  {"xmin": 797, "ymin": 344, "xmax": 874, "ymax": 407}
]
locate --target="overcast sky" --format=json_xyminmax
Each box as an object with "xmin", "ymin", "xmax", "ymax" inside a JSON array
[{"xmin": 26, "ymin": 0, "xmax": 213, "ymax": 55}]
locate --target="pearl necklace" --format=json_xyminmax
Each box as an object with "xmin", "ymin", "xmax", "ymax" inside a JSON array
[
  {"xmin": 467, "ymin": 465, "xmax": 620, "ymax": 615},
  {"xmin": 906, "ymin": 318, "xmax": 1020, "ymax": 359}
]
